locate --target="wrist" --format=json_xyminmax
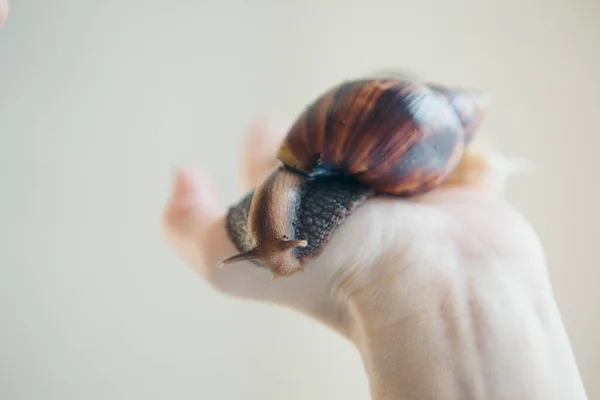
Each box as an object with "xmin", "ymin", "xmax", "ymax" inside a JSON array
[{"xmin": 334, "ymin": 260, "xmax": 589, "ymax": 400}]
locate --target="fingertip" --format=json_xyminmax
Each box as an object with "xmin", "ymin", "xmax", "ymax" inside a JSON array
[
  {"xmin": 164, "ymin": 167, "xmax": 225, "ymax": 238},
  {"xmin": 246, "ymin": 113, "xmax": 290, "ymax": 145},
  {"xmin": 172, "ymin": 167, "xmax": 221, "ymax": 212},
  {"xmin": 242, "ymin": 113, "xmax": 291, "ymax": 188},
  {"xmin": 171, "ymin": 167, "xmax": 196, "ymax": 200}
]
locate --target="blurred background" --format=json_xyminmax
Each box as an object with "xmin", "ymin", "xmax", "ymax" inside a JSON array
[{"xmin": 1, "ymin": 0, "xmax": 598, "ymax": 399}]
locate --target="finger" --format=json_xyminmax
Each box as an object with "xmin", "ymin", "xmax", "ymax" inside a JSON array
[
  {"xmin": 162, "ymin": 167, "xmax": 336, "ymax": 322},
  {"xmin": 162, "ymin": 167, "xmax": 224, "ymax": 270},
  {"xmin": 241, "ymin": 114, "xmax": 291, "ymax": 190},
  {"xmin": 0, "ymin": 0, "xmax": 8, "ymax": 27}
]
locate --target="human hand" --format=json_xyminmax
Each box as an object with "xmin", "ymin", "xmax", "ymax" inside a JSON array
[{"xmin": 162, "ymin": 115, "xmax": 588, "ymax": 399}]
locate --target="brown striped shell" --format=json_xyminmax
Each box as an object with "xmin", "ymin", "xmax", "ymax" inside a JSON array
[{"xmin": 277, "ymin": 77, "xmax": 489, "ymax": 197}]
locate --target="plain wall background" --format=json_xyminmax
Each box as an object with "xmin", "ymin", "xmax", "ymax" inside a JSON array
[{"xmin": 1, "ymin": 0, "xmax": 598, "ymax": 399}]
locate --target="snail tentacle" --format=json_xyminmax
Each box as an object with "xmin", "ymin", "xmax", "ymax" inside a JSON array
[
  {"xmin": 219, "ymin": 74, "xmax": 489, "ymax": 279},
  {"xmin": 223, "ymin": 167, "xmax": 374, "ymax": 277}
]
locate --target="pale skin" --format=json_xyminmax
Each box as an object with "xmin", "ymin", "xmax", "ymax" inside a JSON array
[{"xmin": 162, "ymin": 115, "xmax": 589, "ymax": 400}]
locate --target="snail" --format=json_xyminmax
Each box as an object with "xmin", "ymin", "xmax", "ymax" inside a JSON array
[{"xmin": 217, "ymin": 74, "xmax": 489, "ymax": 279}]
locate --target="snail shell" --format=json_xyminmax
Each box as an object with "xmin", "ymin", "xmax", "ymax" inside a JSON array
[{"xmin": 218, "ymin": 75, "xmax": 489, "ymax": 279}]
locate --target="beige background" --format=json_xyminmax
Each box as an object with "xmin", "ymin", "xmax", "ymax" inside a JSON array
[{"xmin": 1, "ymin": 0, "xmax": 598, "ymax": 399}]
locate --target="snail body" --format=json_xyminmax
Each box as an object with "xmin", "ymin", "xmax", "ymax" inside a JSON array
[{"xmin": 218, "ymin": 75, "xmax": 489, "ymax": 279}]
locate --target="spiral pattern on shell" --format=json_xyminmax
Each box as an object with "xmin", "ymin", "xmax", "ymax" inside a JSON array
[{"xmin": 277, "ymin": 78, "xmax": 489, "ymax": 197}]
